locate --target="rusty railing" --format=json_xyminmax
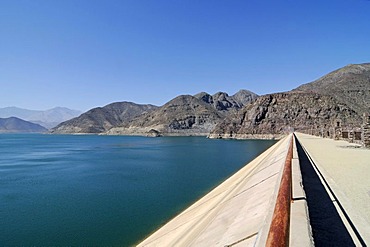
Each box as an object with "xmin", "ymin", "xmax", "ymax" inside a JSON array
[{"xmin": 265, "ymin": 136, "xmax": 293, "ymax": 246}]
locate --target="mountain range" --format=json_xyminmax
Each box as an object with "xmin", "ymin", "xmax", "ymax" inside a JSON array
[
  {"xmin": 52, "ymin": 90, "xmax": 258, "ymax": 135},
  {"xmin": 51, "ymin": 63, "xmax": 370, "ymax": 138},
  {"xmin": 0, "ymin": 107, "xmax": 81, "ymax": 129}
]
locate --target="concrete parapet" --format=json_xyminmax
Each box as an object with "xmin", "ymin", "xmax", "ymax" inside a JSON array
[
  {"xmin": 292, "ymin": 137, "xmax": 299, "ymax": 159},
  {"xmin": 290, "ymin": 135, "xmax": 313, "ymax": 246},
  {"xmin": 290, "ymin": 150, "xmax": 313, "ymax": 246},
  {"xmin": 290, "ymin": 200, "xmax": 314, "ymax": 247},
  {"xmin": 291, "ymin": 158, "xmax": 306, "ymax": 200}
]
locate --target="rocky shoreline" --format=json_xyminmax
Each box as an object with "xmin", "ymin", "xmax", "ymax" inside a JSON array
[{"xmin": 207, "ymin": 133, "xmax": 285, "ymax": 140}]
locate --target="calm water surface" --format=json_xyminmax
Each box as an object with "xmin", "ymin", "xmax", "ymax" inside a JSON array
[{"xmin": 0, "ymin": 134, "xmax": 276, "ymax": 246}]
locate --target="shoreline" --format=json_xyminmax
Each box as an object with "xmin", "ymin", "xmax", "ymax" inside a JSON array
[
  {"xmin": 48, "ymin": 131, "xmax": 284, "ymax": 140},
  {"xmin": 207, "ymin": 133, "xmax": 285, "ymax": 140}
]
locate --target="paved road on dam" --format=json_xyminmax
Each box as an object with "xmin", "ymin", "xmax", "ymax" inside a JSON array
[{"xmin": 295, "ymin": 132, "xmax": 370, "ymax": 245}]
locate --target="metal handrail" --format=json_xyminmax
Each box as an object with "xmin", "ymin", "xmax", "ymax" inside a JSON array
[{"xmin": 265, "ymin": 136, "xmax": 293, "ymax": 246}]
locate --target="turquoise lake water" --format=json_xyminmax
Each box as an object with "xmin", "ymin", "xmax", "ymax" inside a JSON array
[{"xmin": 0, "ymin": 134, "xmax": 276, "ymax": 246}]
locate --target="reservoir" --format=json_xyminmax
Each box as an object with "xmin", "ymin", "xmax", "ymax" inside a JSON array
[{"xmin": 0, "ymin": 134, "xmax": 275, "ymax": 246}]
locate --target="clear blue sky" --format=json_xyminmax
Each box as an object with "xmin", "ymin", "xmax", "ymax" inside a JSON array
[{"xmin": 1, "ymin": 0, "xmax": 369, "ymax": 111}]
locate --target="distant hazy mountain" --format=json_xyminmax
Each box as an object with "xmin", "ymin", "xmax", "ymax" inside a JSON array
[
  {"xmin": 0, "ymin": 117, "xmax": 48, "ymax": 133},
  {"xmin": 51, "ymin": 102, "xmax": 158, "ymax": 134},
  {"xmin": 0, "ymin": 107, "xmax": 82, "ymax": 129}
]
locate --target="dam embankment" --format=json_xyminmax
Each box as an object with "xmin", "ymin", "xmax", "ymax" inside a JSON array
[
  {"xmin": 138, "ymin": 134, "xmax": 313, "ymax": 246},
  {"xmin": 138, "ymin": 133, "xmax": 370, "ymax": 246}
]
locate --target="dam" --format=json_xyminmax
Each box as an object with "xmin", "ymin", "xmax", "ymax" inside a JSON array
[{"xmin": 138, "ymin": 133, "xmax": 370, "ymax": 246}]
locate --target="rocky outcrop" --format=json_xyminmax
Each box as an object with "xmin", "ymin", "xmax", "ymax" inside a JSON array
[
  {"xmin": 106, "ymin": 95, "xmax": 223, "ymax": 136},
  {"xmin": 209, "ymin": 92, "xmax": 362, "ymax": 139},
  {"xmin": 146, "ymin": 129, "xmax": 162, "ymax": 137},
  {"xmin": 0, "ymin": 117, "xmax": 48, "ymax": 133},
  {"xmin": 51, "ymin": 102, "xmax": 158, "ymax": 134}
]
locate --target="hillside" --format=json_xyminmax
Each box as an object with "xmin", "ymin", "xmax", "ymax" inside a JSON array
[
  {"xmin": 51, "ymin": 102, "xmax": 158, "ymax": 134},
  {"xmin": 0, "ymin": 117, "xmax": 48, "ymax": 133},
  {"xmin": 294, "ymin": 63, "xmax": 370, "ymax": 114},
  {"xmin": 210, "ymin": 63, "xmax": 369, "ymax": 139},
  {"xmin": 209, "ymin": 92, "xmax": 362, "ymax": 139},
  {"xmin": 106, "ymin": 95, "xmax": 224, "ymax": 136}
]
